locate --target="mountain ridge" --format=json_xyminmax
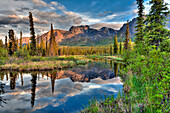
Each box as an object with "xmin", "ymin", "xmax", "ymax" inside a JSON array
[{"xmin": 21, "ymin": 16, "xmax": 169, "ymax": 46}]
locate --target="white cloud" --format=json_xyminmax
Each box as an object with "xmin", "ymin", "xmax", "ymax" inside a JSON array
[
  {"xmin": 50, "ymin": 7, "xmax": 56, "ymax": 10},
  {"xmin": 51, "ymin": 1, "xmax": 58, "ymax": 6},
  {"xmin": 32, "ymin": 0, "xmax": 47, "ymax": 7},
  {"xmin": 90, "ymin": 22, "xmax": 125, "ymax": 30}
]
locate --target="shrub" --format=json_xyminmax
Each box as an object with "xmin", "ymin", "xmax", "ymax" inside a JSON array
[
  {"xmin": 14, "ymin": 49, "xmax": 30, "ymax": 58},
  {"xmin": 0, "ymin": 48, "xmax": 8, "ymax": 57}
]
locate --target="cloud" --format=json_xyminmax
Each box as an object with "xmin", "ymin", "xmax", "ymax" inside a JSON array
[
  {"xmin": 73, "ymin": 17, "xmax": 84, "ymax": 24},
  {"xmin": 90, "ymin": 22, "xmax": 125, "ymax": 30},
  {"xmin": 0, "ymin": 15, "xmax": 28, "ymax": 25},
  {"xmin": 1, "ymin": 0, "xmax": 160, "ymax": 40},
  {"xmin": 51, "ymin": 1, "xmax": 58, "ymax": 6},
  {"xmin": 32, "ymin": 0, "xmax": 47, "ymax": 7}
]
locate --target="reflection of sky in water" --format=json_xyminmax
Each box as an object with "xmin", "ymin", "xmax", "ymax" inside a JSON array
[{"xmin": 0, "ymin": 62, "xmax": 123, "ymax": 113}]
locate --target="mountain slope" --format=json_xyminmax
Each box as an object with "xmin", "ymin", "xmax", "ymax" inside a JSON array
[{"xmin": 21, "ymin": 16, "xmax": 169, "ymax": 46}]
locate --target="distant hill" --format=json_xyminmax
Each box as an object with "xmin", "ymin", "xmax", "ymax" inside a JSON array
[{"xmin": 21, "ymin": 16, "xmax": 169, "ymax": 46}]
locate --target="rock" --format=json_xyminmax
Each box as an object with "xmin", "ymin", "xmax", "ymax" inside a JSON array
[{"xmin": 99, "ymin": 70, "xmax": 115, "ymax": 80}]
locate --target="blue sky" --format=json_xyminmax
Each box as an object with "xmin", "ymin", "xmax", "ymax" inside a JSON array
[{"xmin": 0, "ymin": 0, "xmax": 169, "ymax": 41}]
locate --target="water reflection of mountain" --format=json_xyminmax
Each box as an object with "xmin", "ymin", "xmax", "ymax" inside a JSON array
[
  {"xmin": 0, "ymin": 61, "xmax": 120, "ymax": 89},
  {"xmin": 0, "ymin": 61, "xmax": 122, "ymax": 112}
]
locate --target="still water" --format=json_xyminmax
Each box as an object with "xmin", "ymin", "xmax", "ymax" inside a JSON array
[{"xmin": 0, "ymin": 61, "xmax": 123, "ymax": 113}]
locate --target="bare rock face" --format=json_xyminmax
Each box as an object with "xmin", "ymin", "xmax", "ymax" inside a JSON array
[
  {"xmin": 69, "ymin": 25, "xmax": 90, "ymax": 34},
  {"xmin": 20, "ymin": 25, "xmax": 118, "ymax": 46},
  {"xmin": 21, "ymin": 37, "xmax": 30, "ymax": 44}
]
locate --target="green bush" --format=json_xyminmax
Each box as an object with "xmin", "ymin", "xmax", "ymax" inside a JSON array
[
  {"xmin": 120, "ymin": 47, "xmax": 170, "ymax": 112},
  {"xmin": 14, "ymin": 49, "xmax": 30, "ymax": 58},
  {"xmin": 0, "ymin": 48, "xmax": 8, "ymax": 65},
  {"xmin": 0, "ymin": 48, "xmax": 8, "ymax": 57}
]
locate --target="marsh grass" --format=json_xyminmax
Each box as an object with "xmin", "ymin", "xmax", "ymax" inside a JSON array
[
  {"xmin": 0, "ymin": 57, "xmax": 91, "ymax": 71},
  {"xmin": 86, "ymin": 55, "xmax": 123, "ymax": 61}
]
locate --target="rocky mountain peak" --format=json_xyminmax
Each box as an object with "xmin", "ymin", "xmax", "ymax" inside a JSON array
[
  {"xmin": 69, "ymin": 25, "xmax": 90, "ymax": 34},
  {"xmin": 100, "ymin": 27, "xmax": 117, "ymax": 34}
]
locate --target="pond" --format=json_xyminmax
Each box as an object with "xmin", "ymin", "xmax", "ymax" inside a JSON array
[{"xmin": 0, "ymin": 61, "xmax": 123, "ymax": 113}]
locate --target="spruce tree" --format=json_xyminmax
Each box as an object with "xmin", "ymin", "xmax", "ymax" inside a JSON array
[
  {"xmin": 5, "ymin": 36, "xmax": 7, "ymax": 48},
  {"xmin": 144, "ymin": 0, "xmax": 169, "ymax": 51},
  {"xmin": 8, "ymin": 29, "xmax": 17, "ymax": 55},
  {"xmin": 135, "ymin": 0, "xmax": 145, "ymax": 45},
  {"xmin": 20, "ymin": 31, "xmax": 22, "ymax": 49},
  {"xmin": 29, "ymin": 12, "xmax": 36, "ymax": 55},
  {"xmin": 36, "ymin": 35, "xmax": 39, "ymax": 55},
  {"xmin": 110, "ymin": 44, "xmax": 113, "ymax": 56},
  {"xmin": 129, "ymin": 38, "xmax": 133, "ymax": 50},
  {"xmin": 90, "ymin": 44, "xmax": 94, "ymax": 55},
  {"xmin": 124, "ymin": 20, "xmax": 130, "ymax": 50},
  {"xmin": 114, "ymin": 35, "xmax": 118, "ymax": 54},
  {"xmin": 40, "ymin": 36, "xmax": 45, "ymax": 56},
  {"xmin": 27, "ymin": 43, "xmax": 30, "ymax": 50},
  {"xmin": 46, "ymin": 37, "xmax": 48, "ymax": 56},
  {"xmin": 16, "ymin": 36, "xmax": 18, "ymax": 50},
  {"xmin": 49, "ymin": 23, "xmax": 56, "ymax": 56},
  {"xmin": 119, "ymin": 41, "xmax": 122, "ymax": 54},
  {"xmin": 0, "ymin": 39, "xmax": 3, "ymax": 48}
]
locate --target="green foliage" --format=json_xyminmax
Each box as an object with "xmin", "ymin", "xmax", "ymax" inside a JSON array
[
  {"xmin": 0, "ymin": 48, "xmax": 8, "ymax": 57},
  {"xmin": 121, "ymin": 48, "xmax": 170, "ymax": 112},
  {"xmin": 14, "ymin": 49, "xmax": 30, "ymax": 58},
  {"xmin": 49, "ymin": 23, "xmax": 58, "ymax": 56},
  {"xmin": 0, "ymin": 48, "xmax": 8, "ymax": 65},
  {"xmin": 90, "ymin": 44, "xmax": 94, "ymax": 55},
  {"xmin": 124, "ymin": 20, "xmax": 130, "ymax": 50},
  {"xmin": 8, "ymin": 29, "xmax": 17, "ymax": 55},
  {"xmin": 128, "ymin": 38, "xmax": 133, "ymax": 50},
  {"xmin": 109, "ymin": 44, "xmax": 113, "ymax": 55},
  {"xmin": 114, "ymin": 35, "xmax": 118, "ymax": 54},
  {"xmin": 144, "ymin": 0, "xmax": 170, "ymax": 52},
  {"xmin": 135, "ymin": 0, "xmax": 145, "ymax": 45},
  {"xmin": 8, "ymin": 42, "xmax": 13, "ymax": 55},
  {"xmin": 119, "ymin": 41, "xmax": 122, "ymax": 54}
]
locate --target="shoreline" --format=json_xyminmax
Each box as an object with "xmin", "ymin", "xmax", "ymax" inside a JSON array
[{"xmin": 0, "ymin": 59, "xmax": 91, "ymax": 72}]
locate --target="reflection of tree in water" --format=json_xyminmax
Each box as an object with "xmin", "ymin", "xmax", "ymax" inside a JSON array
[
  {"xmin": 0, "ymin": 73, "xmax": 4, "ymax": 81},
  {"xmin": 0, "ymin": 73, "xmax": 7, "ymax": 107},
  {"xmin": 10, "ymin": 72, "xmax": 17, "ymax": 90},
  {"xmin": 114, "ymin": 62, "xmax": 119, "ymax": 77},
  {"xmin": 20, "ymin": 73, "xmax": 23, "ymax": 87},
  {"xmin": 6, "ymin": 73, "xmax": 8, "ymax": 81},
  {"xmin": 110, "ymin": 60, "xmax": 113, "ymax": 68},
  {"xmin": 30, "ymin": 73, "xmax": 37, "ymax": 108},
  {"xmin": 50, "ymin": 72, "xmax": 57, "ymax": 94}
]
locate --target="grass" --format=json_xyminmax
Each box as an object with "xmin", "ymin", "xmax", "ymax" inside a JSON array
[
  {"xmin": 82, "ymin": 49, "xmax": 170, "ymax": 113},
  {"xmin": 0, "ymin": 56, "xmax": 91, "ymax": 71},
  {"xmin": 86, "ymin": 55, "xmax": 123, "ymax": 61}
]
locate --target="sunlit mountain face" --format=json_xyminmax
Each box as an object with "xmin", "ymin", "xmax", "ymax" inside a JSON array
[{"xmin": 0, "ymin": 61, "xmax": 123, "ymax": 113}]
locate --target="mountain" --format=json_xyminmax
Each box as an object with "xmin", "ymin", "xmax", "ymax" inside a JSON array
[
  {"xmin": 59, "ymin": 25, "xmax": 118, "ymax": 46},
  {"xmin": 22, "ymin": 25, "xmax": 118, "ymax": 46},
  {"xmin": 21, "ymin": 16, "xmax": 169, "ymax": 46}
]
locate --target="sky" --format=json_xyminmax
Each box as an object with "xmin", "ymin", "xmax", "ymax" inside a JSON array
[{"xmin": 0, "ymin": 0, "xmax": 169, "ymax": 42}]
